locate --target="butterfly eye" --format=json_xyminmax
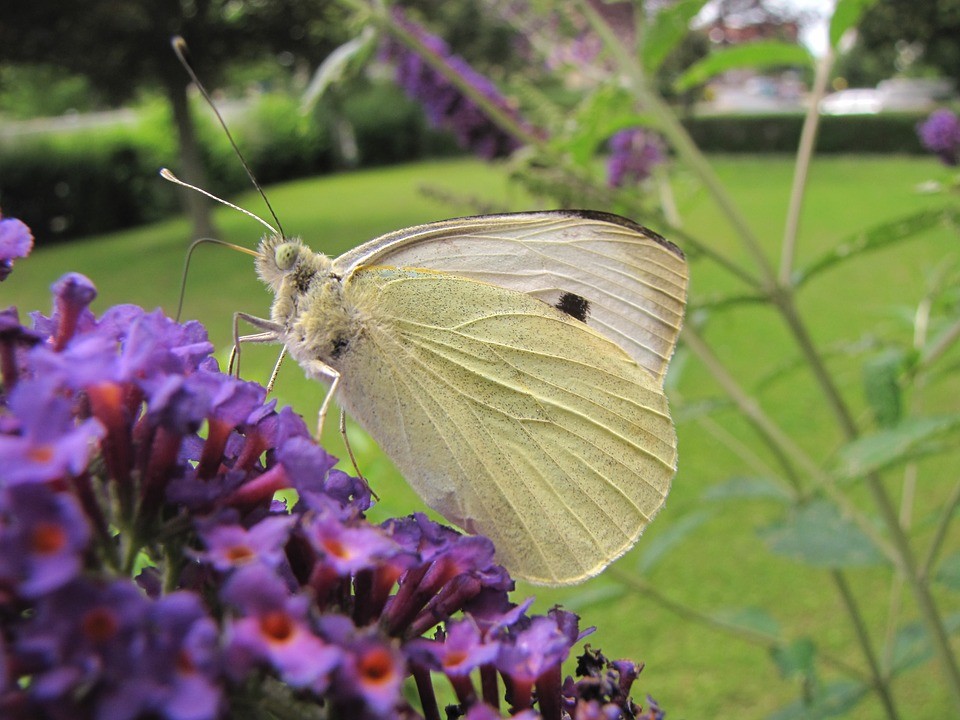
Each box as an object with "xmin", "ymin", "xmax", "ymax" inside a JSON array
[{"xmin": 274, "ymin": 243, "xmax": 299, "ymax": 272}]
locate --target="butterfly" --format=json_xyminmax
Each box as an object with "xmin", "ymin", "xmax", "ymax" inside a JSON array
[{"xmin": 240, "ymin": 209, "xmax": 688, "ymax": 586}]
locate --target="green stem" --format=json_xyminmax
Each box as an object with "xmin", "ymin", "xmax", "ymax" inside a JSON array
[
  {"xmin": 609, "ymin": 567, "xmax": 869, "ymax": 682},
  {"xmin": 922, "ymin": 477, "xmax": 960, "ymax": 578},
  {"xmin": 778, "ymin": 46, "xmax": 836, "ymax": 285},
  {"xmin": 575, "ymin": 0, "xmax": 776, "ymax": 282},
  {"xmin": 682, "ymin": 324, "xmax": 899, "ymax": 563},
  {"xmin": 832, "ymin": 570, "xmax": 901, "ymax": 720}
]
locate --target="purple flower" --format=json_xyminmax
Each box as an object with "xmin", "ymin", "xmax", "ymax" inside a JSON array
[
  {"xmin": 196, "ymin": 514, "xmax": 297, "ymax": 571},
  {"xmin": 222, "ymin": 563, "xmax": 341, "ymax": 691},
  {"xmin": 0, "ymin": 483, "xmax": 91, "ymax": 598},
  {"xmin": 95, "ymin": 592, "xmax": 222, "ymax": 720},
  {"xmin": 15, "ymin": 579, "xmax": 151, "ymax": 707},
  {"xmin": 0, "ymin": 378, "xmax": 105, "ymax": 485},
  {"xmin": 382, "ymin": 8, "xmax": 532, "ymax": 159},
  {"xmin": 607, "ymin": 128, "xmax": 666, "ymax": 187},
  {"xmin": 1, "ymin": 267, "xmax": 657, "ymax": 719},
  {"xmin": 0, "ymin": 214, "xmax": 33, "ymax": 282},
  {"xmin": 333, "ymin": 634, "xmax": 406, "ymax": 716},
  {"xmin": 305, "ymin": 512, "xmax": 403, "ymax": 577},
  {"xmin": 917, "ymin": 109, "xmax": 960, "ymax": 166}
]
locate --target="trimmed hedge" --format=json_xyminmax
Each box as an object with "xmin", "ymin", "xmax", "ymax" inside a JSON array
[
  {"xmin": 0, "ymin": 85, "xmax": 460, "ymax": 245},
  {"xmin": 680, "ymin": 112, "xmax": 927, "ymax": 154},
  {"xmin": 0, "ymin": 90, "xmax": 931, "ymax": 244}
]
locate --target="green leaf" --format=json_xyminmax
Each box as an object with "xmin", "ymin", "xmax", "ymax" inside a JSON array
[
  {"xmin": 835, "ymin": 414, "xmax": 960, "ymax": 480},
  {"xmin": 936, "ymin": 551, "xmax": 960, "ymax": 591},
  {"xmin": 563, "ymin": 86, "xmax": 654, "ymax": 165},
  {"xmin": 710, "ymin": 606, "xmax": 782, "ymax": 639},
  {"xmin": 862, "ymin": 349, "xmax": 904, "ymax": 428},
  {"xmin": 771, "ymin": 637, "xmax": 816, "ymax": 679},
  {"xmin": 301, "ymin": 26, "xmax": 377, "ymax": 112},
  {"xmin": 760, "ymin": 500, "xmax": 887, "ymax": 568},
  {"xmin": 673, "ymin": 42, "xmax": 814, "ymax": 93},
  {"xmin": 829, "ymin": 0, "xmax": 879, "ymax": 49},
  {"xmin": 767, "ymin": 680, "xmax": 869, "ymax": 720},
  {"xmin": 641, "ymin": 0, "xmax": 712, "ymax": 72},
  {"xmin": 890, "ymin": 613, "xmax": 960, "ymax": 674},
  {"xmin": 703, "ymin": 476, "xmax": 793, "ymax": 503},
  {"xmin": 635, "ymin": 509, "xmax": 712, "ymax": 575},
  {"xmin": 795, "ymin": 207, "xmax": 958, "ymax": 287}
]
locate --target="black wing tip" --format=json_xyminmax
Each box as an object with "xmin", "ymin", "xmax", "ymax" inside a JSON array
[{"xmin": 561, "ymin": 210, "xmax": 685, "ymax": 260}]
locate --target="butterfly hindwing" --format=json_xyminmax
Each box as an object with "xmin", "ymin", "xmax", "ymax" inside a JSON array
[{"xmin": 335, "ymin": 266, "xmax": 676, "ymax": 585}]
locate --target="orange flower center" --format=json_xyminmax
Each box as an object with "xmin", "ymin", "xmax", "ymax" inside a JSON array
[
  {"xmin": 82, "ymin": 607, "xmax": 119, "ymax": 643},
  {"xmin": 260, "ymin": 611, "xmax": 295, "ymax": 643},
  {"xmin": 359, "ymin": 647, "xmax": 395, "ymax": 685},
  {"xmin": 26, "ymin": 444, "xmax": 55, "ymax": 463},
  {"xmin": 225, "ymin": 545, "xmax": 254, "ymax": 563},
  {"xmin": 31, "ymin": 521, "xmax": 67, "ymax": 555}
]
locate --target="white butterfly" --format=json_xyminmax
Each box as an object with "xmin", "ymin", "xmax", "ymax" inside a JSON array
[{"xmin": 242, "ymin": 210, "xmax": 687, "ymax": 586}]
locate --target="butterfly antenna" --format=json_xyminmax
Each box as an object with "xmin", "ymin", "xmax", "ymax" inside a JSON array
[
  {"xmin": 160, "ymin": 168, "xmax": 278, "ymax": 236},
  {"xmin": 171, "ymin": 35, "xmax": 286, "ymax": 239},
  {"xmin": 176, "ymin": 237, "xmax": 259, "ymax": 322}
]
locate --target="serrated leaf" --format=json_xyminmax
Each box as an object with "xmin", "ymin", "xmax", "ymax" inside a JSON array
[
  {"xmin": 767, "ymin": 680, "xmax": 868, "ymax": 720},
  {"xmin": 703, "ymin": 476, "xmax": 793, "ymax": 503},
  {"xmin": 795, "ymin": 208, "xmax": 957, "ymax": 287},
  {"xmin": 890, "ymin": 613, "xmax": 960, "ymax": 674},
  {"xmin": 674, "ymin": 42, "xmax": 813, "ymax": 93},
  {"xmin": 835, "ymin": 414, "xmax": 960, "ymax": 480},
  {"xmin": 829, "ymin": 0, "xmax": 879, "ymax": 49},
  {"xmin": 635, "ymin": 509, "xmax": 712, "ymax": 575},
  {"xmin": 710, "ymin": 606, "xmax": 782, "ymax": 639},
  {"xmin": 936, "ymin": 551, "xmax": 960, "ymax": 591},
  {"xmin": 641, "ymin": 0, "xmax": 712, "ymax": 72},
  {"xmin": 301, "ymin": 26, "xmax": 377, "ymax": 112},
  {"xmin": 862, "ymin": 349, "xmax": 904, "ymax": 428},
  {"xmin": 771, "ymin": 637, "xmax": 816, "ymax": 679},
  {"xmin": 761, "ymin": 500, "xmax": 886, "ymax": 568}
]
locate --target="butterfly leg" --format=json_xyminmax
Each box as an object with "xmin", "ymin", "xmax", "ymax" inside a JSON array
[
  {"xmin": 265, "ymin": 346, "xmax": 288, "ymax": 393},
  {"xmin": 230, "ymin": 312, "xmax": 283, "ymax": 378},
  {"xmin": 338, "ymin": 408, "xmax": 379, "ymax": 501}
]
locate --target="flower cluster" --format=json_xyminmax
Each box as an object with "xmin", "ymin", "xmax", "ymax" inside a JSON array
[
  {"xmin": 0, "ymin": 211, "xmax": 33, "ymax": 282},
  {"xmin": 0, "ymin": 222, "xmax": 660, "ymax": 719},
  {"xmin": 917, "ymin": 109, "xmax": 960, "ymax": 166},
  {"xmin": 607, "ymin": 129, "xmax": 666, "ymax": 188},
  {"xmin": 381, "ymin": 8, "xmax": 532, "ymax": 159}
]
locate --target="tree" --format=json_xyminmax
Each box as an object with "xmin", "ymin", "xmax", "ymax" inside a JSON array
[
  {"xmin": 836, "ymin": 0, "xmax": 960, "ymax": 87},
  {"xmin": 0, "ymin": 0, "xmax": 349, "ymax": 238}
]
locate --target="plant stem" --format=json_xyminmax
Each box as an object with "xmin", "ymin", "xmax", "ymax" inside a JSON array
[
  {"xmin": 832, "ymin": 570, "xmax": 901, "ymax": 720},
  {"xmin": 682, "ymin": 324, "xmax": 899, "ymax": 562},
  {"xmin": 923, "ymin": 477, "xmax": 960, "ymax": 578},
  {"xmin": 575, "ymin": 0, "xmax": 776, "ymax": 283},
  {"xmin": 778, "ymin": 46, "xmax": 835, "ymax": 285},
  {"xmin": 609, "ymin": 568, "xmax": 868, "ymax": 681}
]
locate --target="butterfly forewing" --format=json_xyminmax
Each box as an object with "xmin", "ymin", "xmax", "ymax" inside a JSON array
[
  {"xmin": 332, "ymin": 211, "xmax": 687, "ymax": 384},
  {"xmin": 335, "ymin": 267, "xmax": 677, "ymax": 585}
]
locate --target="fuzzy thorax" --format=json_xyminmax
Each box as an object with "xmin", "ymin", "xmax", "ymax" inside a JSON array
[{"xmin": 256, "ymin": 235, "xmax": 362, "ymax": 368}]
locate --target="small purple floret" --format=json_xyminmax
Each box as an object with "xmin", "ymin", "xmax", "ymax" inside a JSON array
[{"xmin": 917, "ymin": 109, "xmax": 960, "ymax": 166}]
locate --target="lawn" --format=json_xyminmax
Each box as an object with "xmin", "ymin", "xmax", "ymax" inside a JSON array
[{"xmin": 4, "ymin": 154, "xmax": 958, "ymax": 718}]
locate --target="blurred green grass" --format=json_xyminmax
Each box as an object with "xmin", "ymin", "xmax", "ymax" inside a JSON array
[{"xmin": 4, "ymin": 155, "xmax": 958, "ymax": 718}]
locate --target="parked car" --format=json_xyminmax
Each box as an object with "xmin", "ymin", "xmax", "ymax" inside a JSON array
[{"xmin": 820, "ymin": 78, "xmax": 955, "ymax": 115}]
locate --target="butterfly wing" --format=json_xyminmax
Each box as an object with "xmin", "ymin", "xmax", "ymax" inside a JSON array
[
  {"xmin": 336, "ymin": 267, "xmax": 677, "ymax": 585},
  {"xmin": 332, "ymin": 211, "xmax": 687, "ymax": 383}
]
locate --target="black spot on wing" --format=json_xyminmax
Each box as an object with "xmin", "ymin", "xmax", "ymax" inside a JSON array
[{"xmin": 555, "ymin": 292, "xmax": 590, "ymax": 322}]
